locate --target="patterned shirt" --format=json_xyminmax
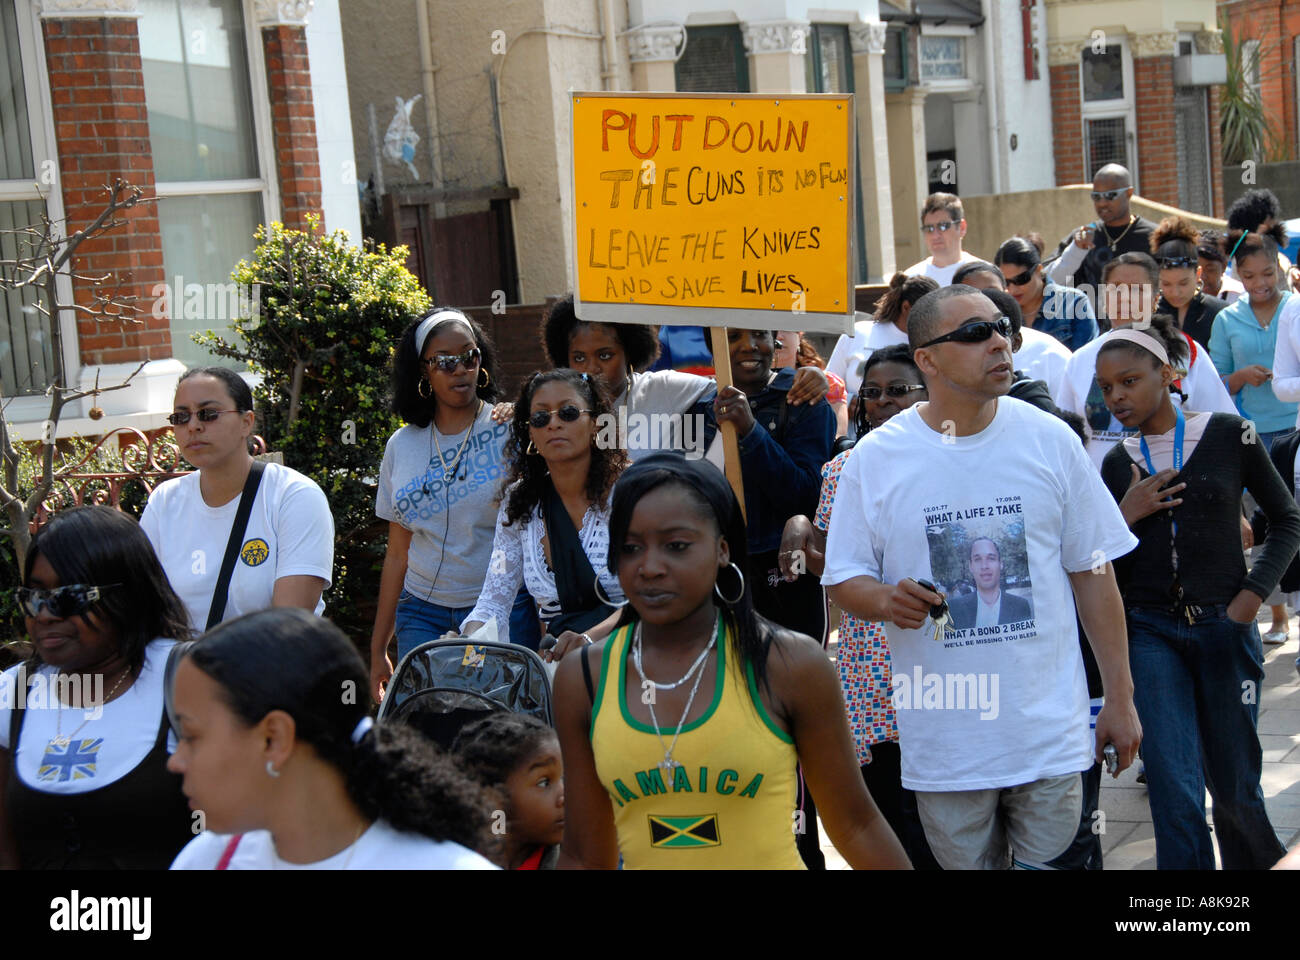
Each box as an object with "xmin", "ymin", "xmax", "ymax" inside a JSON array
[{"xmin": 815, "ymin": 451, "xmax": 898, "ymax": 764}]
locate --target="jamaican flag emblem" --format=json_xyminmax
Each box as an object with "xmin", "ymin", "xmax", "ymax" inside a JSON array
[{"xmin": 649, "ymin": 814, "xmax": 720, "ymax": 849}]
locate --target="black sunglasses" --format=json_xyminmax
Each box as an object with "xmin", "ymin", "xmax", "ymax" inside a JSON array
[
  {"xmin": 18, "ymin": 584, "xmax": 121, "ymax": 619},
  {"xmin": 1004, "ymin": 267, "xmax": 1036, "ymax": 286},
  {"xmin": 528, "ymin": 405, "xmax": 591, "ymax": 429},
  {"xmin": 422, "ymin": 347, "xmax": 482, "ymax": 374},
  {"xmin": 1158, "ymin": 256, "xmax": 1197, "ymax": 270},
  {"xmin": 166, "ymin": 408, "xmax": 240, "ymax": 426},
  {"xmin": 918, "ymin": 316, "xmax": 1012, "ymax": 350},
  {"xmin": 1090, "ymin": 188, "xmax": 1127, "ymax": 202},
  {"xmin": 860, "ymin": 384, "xmax": 926, "ymax": 401}
]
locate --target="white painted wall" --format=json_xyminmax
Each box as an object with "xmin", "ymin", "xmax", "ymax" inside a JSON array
[
  {"xmin": 306, "ymin": 1, "xmax": 364, "ymax": 243},
  {"xmin": 992, "ymin": 0, "xmax": 1054, "ymax": 191}
]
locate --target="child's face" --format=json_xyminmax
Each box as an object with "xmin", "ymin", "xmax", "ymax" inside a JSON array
[{"xmin": 506, "ymin": 737, "xmax": 565, "ymax": 849}]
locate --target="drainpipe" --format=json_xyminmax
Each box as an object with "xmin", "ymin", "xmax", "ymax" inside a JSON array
[
  {"xmin": 599, "ymin": 0, "xmax": 620, "ymax": 90},
  {"xmin": 982, "ymin": 0, "xmax": 1002, "ymax": 194},
  {"xmin": 416, "ymin": 0, "xmax": 446, "ymax": 215}
]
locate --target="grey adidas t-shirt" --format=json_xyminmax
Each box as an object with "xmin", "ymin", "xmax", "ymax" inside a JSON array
[{"xmin": 376, "ymin": 404, "xmax": 511, "ymax": 606}]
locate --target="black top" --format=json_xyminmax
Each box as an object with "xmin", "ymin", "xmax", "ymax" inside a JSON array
[
  {"xmin": 1055, "ymin": 216, "xmax": 1158, "ymax": 315},
  {"xmin": 6, "ymin": 679, "xmax": 194, "ymax": 869},
  {"xmin": 1250, "ymin": 429, "xmax": 1300, "ymax": 593},
  {"xmin": 1159, "ymin": 292, "xmax": 1227, "ymax": 352},
  {"xmin": 1100, "ymin": 412, "xmax": 1300, "ymax": 609}
]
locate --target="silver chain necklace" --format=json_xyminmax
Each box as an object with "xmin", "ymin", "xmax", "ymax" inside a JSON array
[
  {"xmin": 632, "ymin": 616, "xmax": 718, "ymax": 778},
  {"xmin": 633, "ymin": 610, "xmax": 719, "ymax": 690}
]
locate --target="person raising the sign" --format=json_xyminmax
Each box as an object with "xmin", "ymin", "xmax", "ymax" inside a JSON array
[
  {"xmin": 534, "ymin": 296, "xmax": 829, "ymax": 462},
  {"xmin": 140, "ymin": 367, "xmax": 334, "ymax": 634},
  {"xmin": 552, "ymin": 452, "xmax": 911, "ymax": 870},
  {"xmin": 1095, "ymin": 318, "xmax": 1299, "ymax": 869},
  {"xmin": 460, "ymin": 369, "xmax": 628, "ymax": 660}
]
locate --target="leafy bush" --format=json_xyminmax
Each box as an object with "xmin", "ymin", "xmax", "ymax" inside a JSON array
[{"xmin": 195, "ymin": 218, "xmax": 431, "ymax": 638}]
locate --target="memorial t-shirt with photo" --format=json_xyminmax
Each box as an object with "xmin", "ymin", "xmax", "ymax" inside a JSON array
[{"xmin": 821, "ymin": 398, "xmax": 1137, "ymax": 792}]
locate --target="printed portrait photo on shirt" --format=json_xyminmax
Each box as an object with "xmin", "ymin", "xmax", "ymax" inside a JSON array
[{"xmin": 923, "ymin": 497, "xmax": 1035, "ymax": 641}]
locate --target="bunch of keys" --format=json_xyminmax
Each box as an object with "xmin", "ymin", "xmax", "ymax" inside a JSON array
[{"xmin": 915, "ymin": 578, "xmax": 950, "ymax": 642}]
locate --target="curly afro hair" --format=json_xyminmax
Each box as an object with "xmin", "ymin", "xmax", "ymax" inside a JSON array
[
  {"xmin": 1151, "ymin": 216, "xmax": 1200, "ymax": 263},
  {"xmin": 502, "ymin": 367, "xmax": 628, "ymax": 528},
  {"xmin": 541, "ymin": 294, "xmax": 661, "ymax": 373},
  {"xmin": 452, "ymin": 712, "xmax": 557, "ymax": 794}
]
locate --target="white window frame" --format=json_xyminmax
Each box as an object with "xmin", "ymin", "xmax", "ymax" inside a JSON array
[
  {"xmin": 2, "ymin": 0, "xmax": 76, "ymax": 422},
  {"xmin": 1242, "ymin": 38, "xmax": 1262, "ymax": 104},
  {"xmin": 149, "ymin": 0, "xmax": 279, "ymax": 252},
  {"xmin": 917, "ymin": 32, "xmax": 968, "ymax": 86},
  {"xmin": 1079, "ymin": 37, "xmax": 1138, "ymax": 190}
]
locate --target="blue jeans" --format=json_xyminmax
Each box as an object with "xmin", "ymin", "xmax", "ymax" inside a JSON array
[
  {"xmin": 394, "ymin": 588, "xmax": 541, "ymax": 661},
  {"xmin": 1259, "ymin": 427, "xmax": 1296, "ymax": 453},
  {"xmin": 1127, "ymin": 606, "xmax": 1284, "ymax": 869}
]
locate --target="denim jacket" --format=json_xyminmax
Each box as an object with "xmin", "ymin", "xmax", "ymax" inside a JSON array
[
  {"xmin": 693, "ymin": 368, "xmax": 836, "ymax": 554},
  {"xmin": 1030, "ymin": 281, "xmax": 1098, "ymax": 352}
]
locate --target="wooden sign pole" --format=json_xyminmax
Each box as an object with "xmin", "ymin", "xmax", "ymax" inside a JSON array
[{"xmin": 708, "ymin": 325, "xmax": 746, "ymax": 524}]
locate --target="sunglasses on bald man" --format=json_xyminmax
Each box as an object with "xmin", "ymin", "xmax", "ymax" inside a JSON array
[{"xmin": 917, "ymin": 316, "xmax": 1012, "ymax": 350}]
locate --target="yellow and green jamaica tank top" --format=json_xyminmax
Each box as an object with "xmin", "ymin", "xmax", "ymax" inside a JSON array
[{"xmin": 590, "ymin": 618, "xmax": 804, "ymax": 869}]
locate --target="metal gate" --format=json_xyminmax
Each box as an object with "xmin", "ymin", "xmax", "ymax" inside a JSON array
[{"xmin": 1175, "ymin": 87, "xmax": 1212, "ymax": 216}]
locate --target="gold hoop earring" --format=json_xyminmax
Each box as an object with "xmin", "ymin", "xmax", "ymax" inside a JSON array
[
  {"xmin": 418, "ymin": 378, "xmax": 431, "ymax": 399},
  {"xmin": 527, "ymin": 439, "xmax": 539, "ymax": 456},
  {"xmin": 478, "ymin": 367, "xmax": 490, "ymax": 388}
]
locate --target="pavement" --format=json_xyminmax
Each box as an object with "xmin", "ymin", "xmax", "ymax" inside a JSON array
[{"xmin": 818, "ymin": 610, "xmax": 1300, "ymax": 870}]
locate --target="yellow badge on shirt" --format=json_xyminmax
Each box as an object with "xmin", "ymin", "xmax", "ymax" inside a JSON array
[{"xmin": 240, "ymin": 538, "xmax": 270, "ymax": 566}]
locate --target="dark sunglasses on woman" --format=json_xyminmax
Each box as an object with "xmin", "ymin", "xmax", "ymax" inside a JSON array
[
  {"xmin": 860, "ymin": 384, "xmax": 927, "ymax": 401},
  {"xmin": 917, "ymin": 316, "xmax": 1012, "ymax": 350},
  {"xmin": 528, "ymin": 405, "xmax": 591, "ymax": 428},
  {"xmin": 166, "ymin": 408, "xmax": 240, "ymax": 426},
  {"xmin": 422, "ymin": 347, "xmax": 482, "ymax": 374},
  {"xmin": 1004, "ymin": 268, "xmax": 1036, "ymax": 287},
  {"xmin": 18, "ymin": 584, "xmax": 121, "ymax": 619}
]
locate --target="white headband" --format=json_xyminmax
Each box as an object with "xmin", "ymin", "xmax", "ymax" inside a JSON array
[
  {"xmin": 414, "ymin": 309, "xmax": 470, "ymax": 355},
  {"xmin": 1105, "ymin": 327, "xmax": 1170, "ymax": 366},
  {"xmin": 351, "ymin": 716, "xmax": 374, "ymax": 745}
]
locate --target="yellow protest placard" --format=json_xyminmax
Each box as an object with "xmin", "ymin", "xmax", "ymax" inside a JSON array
[{"xmin": 571, "ymin": 92, "xmax": 855, "ymax": 336}]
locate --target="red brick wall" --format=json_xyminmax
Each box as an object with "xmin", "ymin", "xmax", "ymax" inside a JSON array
[
  {"xmin": 43, "ymin": 17, "xmax": 171, "ymax": 368},
  {"xmin": 1050, "ymin": 63, "xmax": 1083, "ymax": 185},
  {"xmin": 262, "ymin": 26, "xmax": 321, "ymax": 231},
  {"xmin": 1134, "ymin": 55, "xmax": 1178, "ymax": 207}
]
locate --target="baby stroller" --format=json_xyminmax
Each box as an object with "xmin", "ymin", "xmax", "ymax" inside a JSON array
[{"xmin": 377, "ymin": 638, "xmax": 553, "ymax": 749}]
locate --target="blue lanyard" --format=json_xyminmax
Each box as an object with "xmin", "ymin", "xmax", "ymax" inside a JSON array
[{"xmin": 1138, "ymin": 405, "xmax": 1185, "ymax": 476}]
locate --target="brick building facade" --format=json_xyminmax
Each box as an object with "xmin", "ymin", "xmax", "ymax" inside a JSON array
[
  {"xmin": 1, "ymin": 0, "xmax": 357, "ymax": 440},
  {"xmin": 1218, "ymin": 0, "xmax": 1300, "ymax": 163}
]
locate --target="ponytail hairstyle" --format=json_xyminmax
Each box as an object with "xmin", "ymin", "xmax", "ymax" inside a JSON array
[
  {"xmin": 502, "ymin": 367, "xmax": 626, "ymax": 527},
  {"xmin": 1150, "ymin": 216, "xmax": 1200, "ymax": 265},
  {"xmin": 1197, "ymin": 229, "xmax": 1228, "ymax": 264},
  {"xmin": 392, "ymin": 307, "xmax": 502, "ymax": 428},
  {"xmin": 993, "ymin": 236, "xmax": 1042, "ymax": 272},
  {"xmin": 1096, "ymin": 311, "xmax": 1190, "ymax": 403},
  {"xmin": 875, "ymin": 272, "xmax": 939, "ymax": 326},
  {"xmin": 1225, "ymin": 229, "xmax": 1280, "ymax": 271},
  {"xmin": 452, "ymin": 713, "xmax": 557, "ymax": 798},
  {"xmin": 181, "ymin": 608, "xmax": 494, "ymax": 853},
  {"xmin": 606, "ymin": 452, "xmax": 774, "ymax": 690}
]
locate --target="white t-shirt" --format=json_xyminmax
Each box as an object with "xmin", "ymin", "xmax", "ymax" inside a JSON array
[
  {"xmin": 616, "ymin": 369, "xmax": 715, "ymax": 461},
  {"xmin": 0, "ymin": 639, "xmax": 177, "ymax": 794},
  {"xmin": 1054, "ymin": 328, "xmax": 1237, "ymax": 471},
  {"xmin": 825, "ymin": 315, "xmax": 911, "ymax": 399},
  {"xmin": 821, "ymin": 399, "xmax": 1137, "ymax": 792},
  {"xmin": 377, "ymin": 405, "xmax": 511, "ymax": 606},
  {"xmin": 140, "ymin": 463, "xmax": 334, "ymax": 631},
  {"xmin": 170, "ymin": 818, "xmax": 498, "ymax": 870},
  {"xmin": 1016, "ymin": 326, "xmax": 1072, "ymax": 398},
  {"xmin": 903, "ymin": 250, "xmax": 983, "ymax": 287}
]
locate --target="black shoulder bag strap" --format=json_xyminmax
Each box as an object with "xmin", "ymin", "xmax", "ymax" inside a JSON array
[
  {"xmin": 205, "ymin": 460, "xmax": 267, "ymax": 631},
  {"xmin": 542, "ymin": 477, "xmax": 608, "ymax": 638}
]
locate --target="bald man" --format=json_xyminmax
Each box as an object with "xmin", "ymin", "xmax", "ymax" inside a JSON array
[{"xmin": 1048, "ymin": 164, "xmax": 1157, "ymax": 318}]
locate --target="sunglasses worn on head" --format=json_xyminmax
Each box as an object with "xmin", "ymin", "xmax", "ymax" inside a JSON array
[
  {"xmin": 166, "ymin": 408, "xmax": 240, "ymax": 426},
  {"xmin": 860, "ymin": 384, "xmax": 926, "ymax": 401},
  {"xmin": 18, "ymin": 584, "xmax": 121, "ymax": 619},
  {"xmin": 1159, "ymin": 256, "xmax": 1197, "ymax": 270},
  {"xmin": 918, "ymin": 316, "xmax": 1012, "ymax": 350},
  {"xmin": 1091, "ymin": 188, "xmax": 1127, "ymax": 202},
  {"xmin": 921, "ymin": 221, "xmax": 959, "ymax": 234},
  {"xmin": 1004, "ymin": 268, "xmax": 1036, "ymax": 286},
  {"xmin": 528, "ymin": 405, "xmax": 591, "ymax": 429},
  {"xmin": 422, "ymin": 347, "xmax": 482, "ymax": 374}
]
